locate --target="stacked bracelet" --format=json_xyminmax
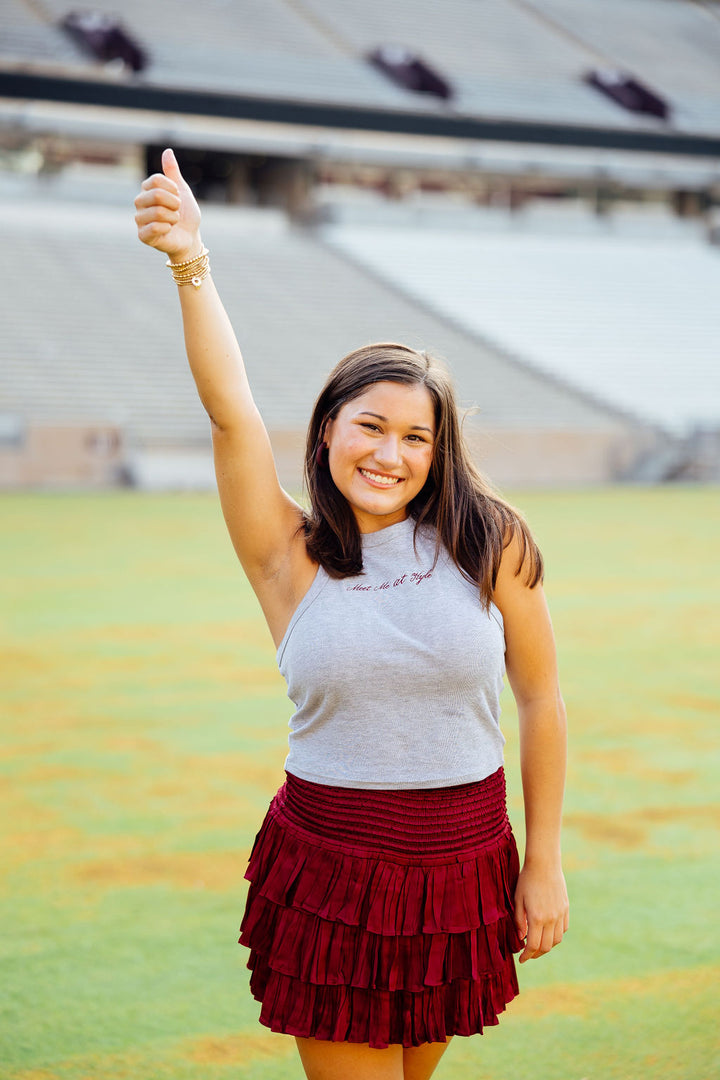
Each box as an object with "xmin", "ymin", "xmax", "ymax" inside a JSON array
[{"xmin": 166, "ymin": 246, "xmax": 210, "ymax": 288}]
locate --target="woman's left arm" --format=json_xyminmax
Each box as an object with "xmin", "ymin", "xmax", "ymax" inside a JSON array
[{"xmin": 493, "ymin": 532, "xmax": 569, "ymax": 964}]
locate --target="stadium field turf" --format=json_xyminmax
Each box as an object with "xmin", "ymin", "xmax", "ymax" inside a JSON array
[{"xmin": 1, "ymin": 487, "xmax": 718, "ymax": 1080}]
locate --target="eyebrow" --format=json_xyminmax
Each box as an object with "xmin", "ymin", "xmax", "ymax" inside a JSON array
[{"xmin": 356, "ymin": 411, "xmax": 434, "ymax": 434}]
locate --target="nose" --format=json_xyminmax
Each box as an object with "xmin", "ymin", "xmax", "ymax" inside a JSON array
[{"xmin": 374, "ymin": 434, "xmax": 403, "ymax": 469}]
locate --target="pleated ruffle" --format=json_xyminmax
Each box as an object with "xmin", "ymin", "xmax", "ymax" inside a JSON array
[{"xmin": 239, "ymin": 769, "xmax": 522, "ymax": 1049}]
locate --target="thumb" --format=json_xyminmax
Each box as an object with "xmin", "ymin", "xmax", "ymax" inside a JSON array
[
  {"xmin": 161, "ymin": 147, "xmax": 184, "ymax": 185},
  {"xmin": 513, "ymin": 889, "xmax": 528, "ymax": 938}
]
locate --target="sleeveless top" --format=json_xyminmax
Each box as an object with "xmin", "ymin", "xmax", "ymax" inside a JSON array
[{"xmin": 277, "ymin": 516, "xmax": 507, "ymax": 789}]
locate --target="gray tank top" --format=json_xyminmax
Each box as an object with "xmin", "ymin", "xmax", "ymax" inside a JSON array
[{"xmin": 278, "ymin": 516, "xmax": 506, "ymax": 789}]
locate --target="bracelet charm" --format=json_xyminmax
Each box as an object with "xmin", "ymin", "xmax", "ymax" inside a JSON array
[{"xmin": 166, "ymin": 247, "xmax": 210, "ymax": 287}]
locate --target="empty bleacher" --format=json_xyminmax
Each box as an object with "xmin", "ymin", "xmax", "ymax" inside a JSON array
[
  {"xmin": 295, "ymin": 0, "xmax": 642, "ymax": 128},
  {"xmin": 1, "ymin": 0, "xmax": 84, "ymax": 67},
  {"xmin": 0, "ymin": 192, "xmax": 666, "ymax": 488},
  {"xmin": 321, "ymin": 202, "xmax": 720, "ymax": 437},
  {"xmin": 2, "ymin": 0, "xmax": 719, "ymax": 135},
  {"xmin": 1, "ymin": 1, "xmax": 718, "ymax": 486},
  {"xmin": 535, "ymin": 0, "xmax": 720, "ymax": 99},
  {"xmin": 5, "ymin": 0, "xmax": 429, "ymax": 111}
]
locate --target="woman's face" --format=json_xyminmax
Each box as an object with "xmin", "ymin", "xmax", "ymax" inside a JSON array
[{"xmin": 324, "ymin": 381, "xmax": 436, "ymax": 533}]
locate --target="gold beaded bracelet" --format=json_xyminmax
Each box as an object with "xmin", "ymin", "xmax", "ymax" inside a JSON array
[{"xmin": 166, "ymin": 246, "xmax": 210, "ymax": 288}]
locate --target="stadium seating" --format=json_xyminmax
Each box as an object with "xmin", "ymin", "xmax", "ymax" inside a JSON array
[
  {"xmin": 321, "ymin": 203, "xmax": 720, "ymax": 436},
  {"xmin": 0, "ymin": 191, "xmax": 665, "ymax": 487},
  {"xmin": 535, "ymin": 0, "xmax": 720, "ymax": 100},
  {"xmin": 1, "ymin": 0, "xmax": 85, "ymax": 66},
  {"xmin": 2, "ymin": 0, "xmax": 718, "ymax": 134},
  {"xmin": 8, "ymin": 0, "xmax": 426, "ymax": 111},
  {"xmin": 534, "ymin": 0, "xmax": 720, "ymax": 134},
  {"xmin": 1, "ymin": 1, "xmax": 717, "ymax": 485}
]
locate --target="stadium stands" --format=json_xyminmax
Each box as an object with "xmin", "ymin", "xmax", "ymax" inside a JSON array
[
  {"xmin": 534, "ymin": 0, "xmax": 720, "ymax": 102},
  {"xmin": 0, "ymin": 192, "xmax": 668, "ymax": 488},
  {"xmin": 1, "ymin": 1, "xmax": 718, "ymax": 486},
  {"xmin": 1, "ymin": 0, "xmax": 86, "ymax": 71},
  {"xmin": 322, "ymin": 202, "xmax": 720, "ymax": 436},
  {"xmin": 294, "ymin": 0, "xmax": 643, "ymax": 128},
  {"xmin": 1, "ymin": 0, "xmax": 719, "ymax": 136},
  {"xmin": 5, "ymin": 0, "xmax": 427, "ymax": 110}
]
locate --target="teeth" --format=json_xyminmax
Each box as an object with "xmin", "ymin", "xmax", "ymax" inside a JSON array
[{"xmin": 360, "ymin": 469, "xmax": 401, "ymax": 486}]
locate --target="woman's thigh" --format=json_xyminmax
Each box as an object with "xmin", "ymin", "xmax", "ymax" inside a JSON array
[
  {"xmin": 295, "ymin": 1037, "xmax": 452, "ymax": 1080},
  {"xmin": 295, "ymin": 1038, "xmax": 403, "ymax": 1080},
  {"xmin": 403, "ymin": 1039, "xmax": 452, "ymax": 1080}
]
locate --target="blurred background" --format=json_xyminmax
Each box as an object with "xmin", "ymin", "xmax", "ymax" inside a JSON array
[
  {"xmin": 2, "ymin": 5, "xmax": 720, "ymax": 1080},
  {"xmin": 1, "ymin": 0, "xmax": 720, "ymax": 492}
]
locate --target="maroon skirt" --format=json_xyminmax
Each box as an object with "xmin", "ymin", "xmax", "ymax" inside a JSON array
[{"xmin": 239, "ymin": 766, "xmax": 522, "ymax": 1049}]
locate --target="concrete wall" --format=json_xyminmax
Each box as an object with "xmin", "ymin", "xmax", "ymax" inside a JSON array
[{"xmin": 0, "ymin": 424, "xmax": 126, "ymax": 488}]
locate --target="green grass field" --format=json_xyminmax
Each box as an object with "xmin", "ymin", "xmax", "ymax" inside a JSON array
[{"xmin": 2, "ymin": 488, "xmax": 719, "ymax": 1080}]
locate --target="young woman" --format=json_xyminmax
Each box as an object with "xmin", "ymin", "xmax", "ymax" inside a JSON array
[{"xmin": 135, "ymin": 149, "xmax": 569, "ymax": 1080}]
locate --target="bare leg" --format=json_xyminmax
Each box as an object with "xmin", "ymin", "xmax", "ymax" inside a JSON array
[
  {"xmin": 403, "ymin": 1039, "xmax": 452, "ymax": 1080},
  {"xmin": 295, "ymin": 1037, "xmax": 452, "ymax": 1080},
  {"xmin": 295, "ymin": 1038, "xmax": 404, "ymax": 1080}
]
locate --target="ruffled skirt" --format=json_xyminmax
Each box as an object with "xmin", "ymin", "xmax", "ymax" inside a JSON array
[{"xmin": 239, "ymin": 767, "xmax": 522, "ymax": 1049}]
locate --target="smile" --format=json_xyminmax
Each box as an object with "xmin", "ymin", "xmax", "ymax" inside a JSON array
[{"xmin": 358, "ymin": 468, "xmax": 403, "ymax": 487}]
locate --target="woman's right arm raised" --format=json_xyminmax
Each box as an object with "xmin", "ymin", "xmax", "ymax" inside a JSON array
[{"xmin": 134, "ymin": 149, "xmax": 313, "ymax": 639}]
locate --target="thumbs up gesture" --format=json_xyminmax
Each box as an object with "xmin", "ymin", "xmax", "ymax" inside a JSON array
[{"xmin": 134, "ymin": 148, "xmax": 202, "ymax": 262}]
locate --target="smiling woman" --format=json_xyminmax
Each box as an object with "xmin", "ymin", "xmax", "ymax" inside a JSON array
[
  {"xmin": 134, "ymin": 150, "xmax": 568, "ymax": 1080},
  {"xmin": 319, "ymin": 379, "xmax": 436, "ymax": 533}
]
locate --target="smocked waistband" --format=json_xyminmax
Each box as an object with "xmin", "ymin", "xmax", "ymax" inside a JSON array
[{"xmin": 273, "ymin": 767, "xmax": 510, "ymax": 861}]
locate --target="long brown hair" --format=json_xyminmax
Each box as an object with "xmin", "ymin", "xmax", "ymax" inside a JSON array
[{"xmin": 303, "ymin": 343, "xmax": 542, "ymax": 605}]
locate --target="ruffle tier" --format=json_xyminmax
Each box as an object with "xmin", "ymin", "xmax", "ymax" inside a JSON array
[{"xmin": 239, "ymin": 769, "xmax": 523, "ymax": 1049}]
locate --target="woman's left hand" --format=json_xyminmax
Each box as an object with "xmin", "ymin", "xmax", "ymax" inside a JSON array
[{"xmin": 514, "ymin": 861, "xmax": 569, "ymax": 963}]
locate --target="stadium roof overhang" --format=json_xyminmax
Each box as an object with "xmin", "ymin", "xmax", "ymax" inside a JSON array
[{"xmin": 2, "ymin": 68, "xmax": 720, "ymax": 190}]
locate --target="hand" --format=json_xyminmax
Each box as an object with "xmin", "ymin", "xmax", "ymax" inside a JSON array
[
  {"xmin": 514, "ymin": 860, "xmax": 569, "ymax": 964},
  {"xmin": 134, "ymin": 148, "xmax": 202, "ymax": 262}
]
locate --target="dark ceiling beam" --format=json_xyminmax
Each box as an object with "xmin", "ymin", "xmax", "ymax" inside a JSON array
[{"xmin": 2, "ymin": 70, "xmax": 720, "ymax": 158}]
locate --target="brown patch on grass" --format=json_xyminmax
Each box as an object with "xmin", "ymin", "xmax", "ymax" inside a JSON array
[
  {"xmin": 92, "ymin": 621, "xmax": 265, "ymax": 644},
  {"xmin": 563, "ymin": 812, "xmax": 647, "ymax": 849},
  {"xmin": 666, "ymin": 693, "xmax": 719, "ymax": 714},
  {"xmin": 188, "ymin": 1030, "xmax": 294, "ymax": 1064},
  {"xmin": 20, "ymin": 764, "xmax": 93, "ymax": 783},
  {"xmin": 7, "ymin": 1047, "xmax": 177, "ymax": 1080},
  {"xmin": 3, "ymin": 825, "xmax": 82, "ymax": 859},
  {"xmin": 510, "ymin": 965, "xmax": 719, "ymax": 1020},
  {"xmin": 511, "ymin": 983, "xmax": 590, "ymax": 1020},
  {"xmin": 73, "ymin": 849, "xmax": 250, "ymax": 891},
  {"xmin": 565, "ymin": 804, "xmax": 720, "ymax": 850},
  {"xmin": 0, "ymin": 755, "xmax": 69, "ymax": 861},
  {"xmin": 193, "ymin": 754, "xmax": 287, "ymax": 793},
  {"xmin": 103, "ymin": 735, "xmax": 166, "ymax": 754},
  {"xmin": 9, "ymin": 1071, "xmax": 60, "ymax": 1080},
  {"xmin": 639, "ymin": 804, "xmax": 720, "ymax": 825},
  {"xmin": 577, "ymin": 747, "xmax": 697, "ymax": 786},
  {"xmin": 0, "ymin": 781, "xmax": 65, "ymax": 833},
  {"xmin": 0, "ymin": 741, "xmax": 59, "ymax": 761},
  {"xmin": 654, "ymin": 770, "xmax": 697, "ymax": 787}
]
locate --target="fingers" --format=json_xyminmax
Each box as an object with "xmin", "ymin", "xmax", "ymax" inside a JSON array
[
  {"xmin": 134, "ymin": 203, "xmax": 180, "ymax": 228},
  {"xmin": 136, "ymin": 220, "xmax": 173, "ymax": 246},
  {"xmin": 134, "ymin": 183, "xmax": 181, "ymax": 246},
  {"xmin": 518, "ymin": 914, "xmax": 567, "ymax": 964},
  {"xmin": 136, "ymin": 181, "xmax": 181, "ymax": 208}
]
